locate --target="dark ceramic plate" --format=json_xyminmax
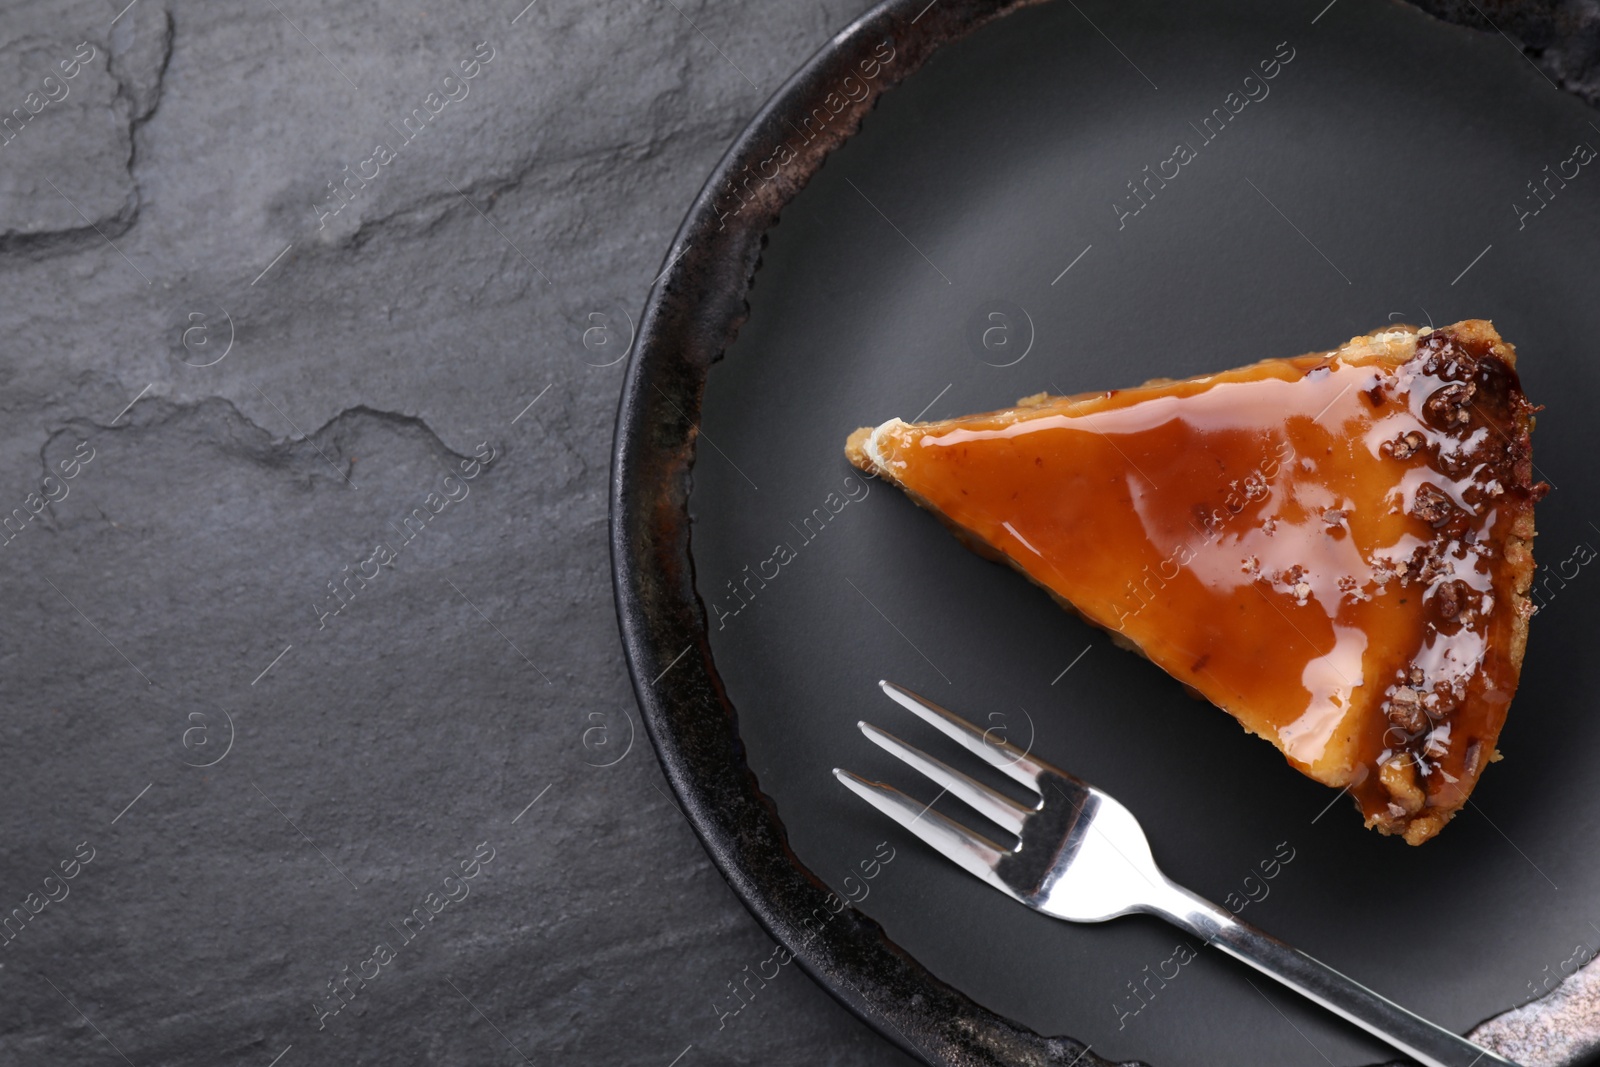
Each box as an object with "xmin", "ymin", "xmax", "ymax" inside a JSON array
[{"xmin": 611, "ymin": 1, "xmax": 1600, "ymax": 1064}]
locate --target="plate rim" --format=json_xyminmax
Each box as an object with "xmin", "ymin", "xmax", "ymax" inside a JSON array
[
  {"xmin": 606, "ymin": 2, "xmax": 1593, "ymax": 1064},
  {"xmin": 610, "ymin": 3, "xmax": 1099, "ymax": 1062}
]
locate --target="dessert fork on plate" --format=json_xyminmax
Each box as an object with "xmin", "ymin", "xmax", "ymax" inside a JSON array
[{"xmin": 834, "ymin": 681, "xmax": 1518, "ymax": 1067}]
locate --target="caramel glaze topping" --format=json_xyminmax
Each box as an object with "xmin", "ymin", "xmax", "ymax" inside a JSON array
[{"xmin": 867, "ymin": 324, "xmax": 1543, "ymax": 842}]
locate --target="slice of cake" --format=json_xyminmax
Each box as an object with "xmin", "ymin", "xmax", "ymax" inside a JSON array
[{"xmin": 845, "ymin": 321, "xmax": 1543, "ymax": 844}]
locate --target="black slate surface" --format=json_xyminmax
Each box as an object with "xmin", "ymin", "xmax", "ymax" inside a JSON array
[
  {"xmin": 0, "ymin": 1, "xmax": 919, "ymax": 1064},
  {"xmin": 0, "ymin": 1, "xmax": 1593, "ymax": 1066}
]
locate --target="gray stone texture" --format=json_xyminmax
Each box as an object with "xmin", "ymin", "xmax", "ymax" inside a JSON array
[
  {"xmin": 1408, "ymin": 0, "xmax": 1600, "ymax": 107},
  {"xmin": 0, "ymin": 0, "xmax": 914, "ymax": 1064}
]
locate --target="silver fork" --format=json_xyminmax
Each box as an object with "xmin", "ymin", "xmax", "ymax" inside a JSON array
[{"xmin": 834, "ymin": 681, "xmax": 1518, "ymax": 1067}]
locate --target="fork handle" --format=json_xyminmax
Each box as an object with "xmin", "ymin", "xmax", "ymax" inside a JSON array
[{"xmin": 1148, "ymin": 881, "xmax": 1519, "ymax": 1067}]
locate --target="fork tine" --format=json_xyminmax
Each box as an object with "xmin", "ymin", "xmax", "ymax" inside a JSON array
[
  {"xmin": 858, "ymin": 721, "xmax": 1031, "ymax": 837},
  {"xmin": 832, "ymin": 768, "xmax": 1015, "ymax": 891},
  {"xmin": 878, "ymin": 680, "xmax": 1047, "ymax": 790}
]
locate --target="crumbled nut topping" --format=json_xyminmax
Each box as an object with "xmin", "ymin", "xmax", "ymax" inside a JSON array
[
  {"xmin": 1386, "ymin": 687, "xmax": 1428, "ymax": 733},
  {"xmin": 1411, "ymin": 483, "xmax": 1458, "ymax": 527},
  {"xmin": 1433, "ymin": 578, "xmax": 1470, "ymax": 620},
  {"xmin": 1389, "ymin": 430, "xmax": 1424, "ymax": 459},
  {"xmin": 1354, "ymin": 328, "xmax": 1542, "ymax": 839},
  {"xmin": 1379, "ymin": 754, "xmax": 1426, "ymax": 815},
  {"xmin": 1424, "ymin": 382, "xmax": 1477, "ymax": 428}
]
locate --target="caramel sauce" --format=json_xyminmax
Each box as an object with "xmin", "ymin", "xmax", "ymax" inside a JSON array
[{"xmin": 869, "ymin": 326, "xmax": 1540, "ymax": 839}]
